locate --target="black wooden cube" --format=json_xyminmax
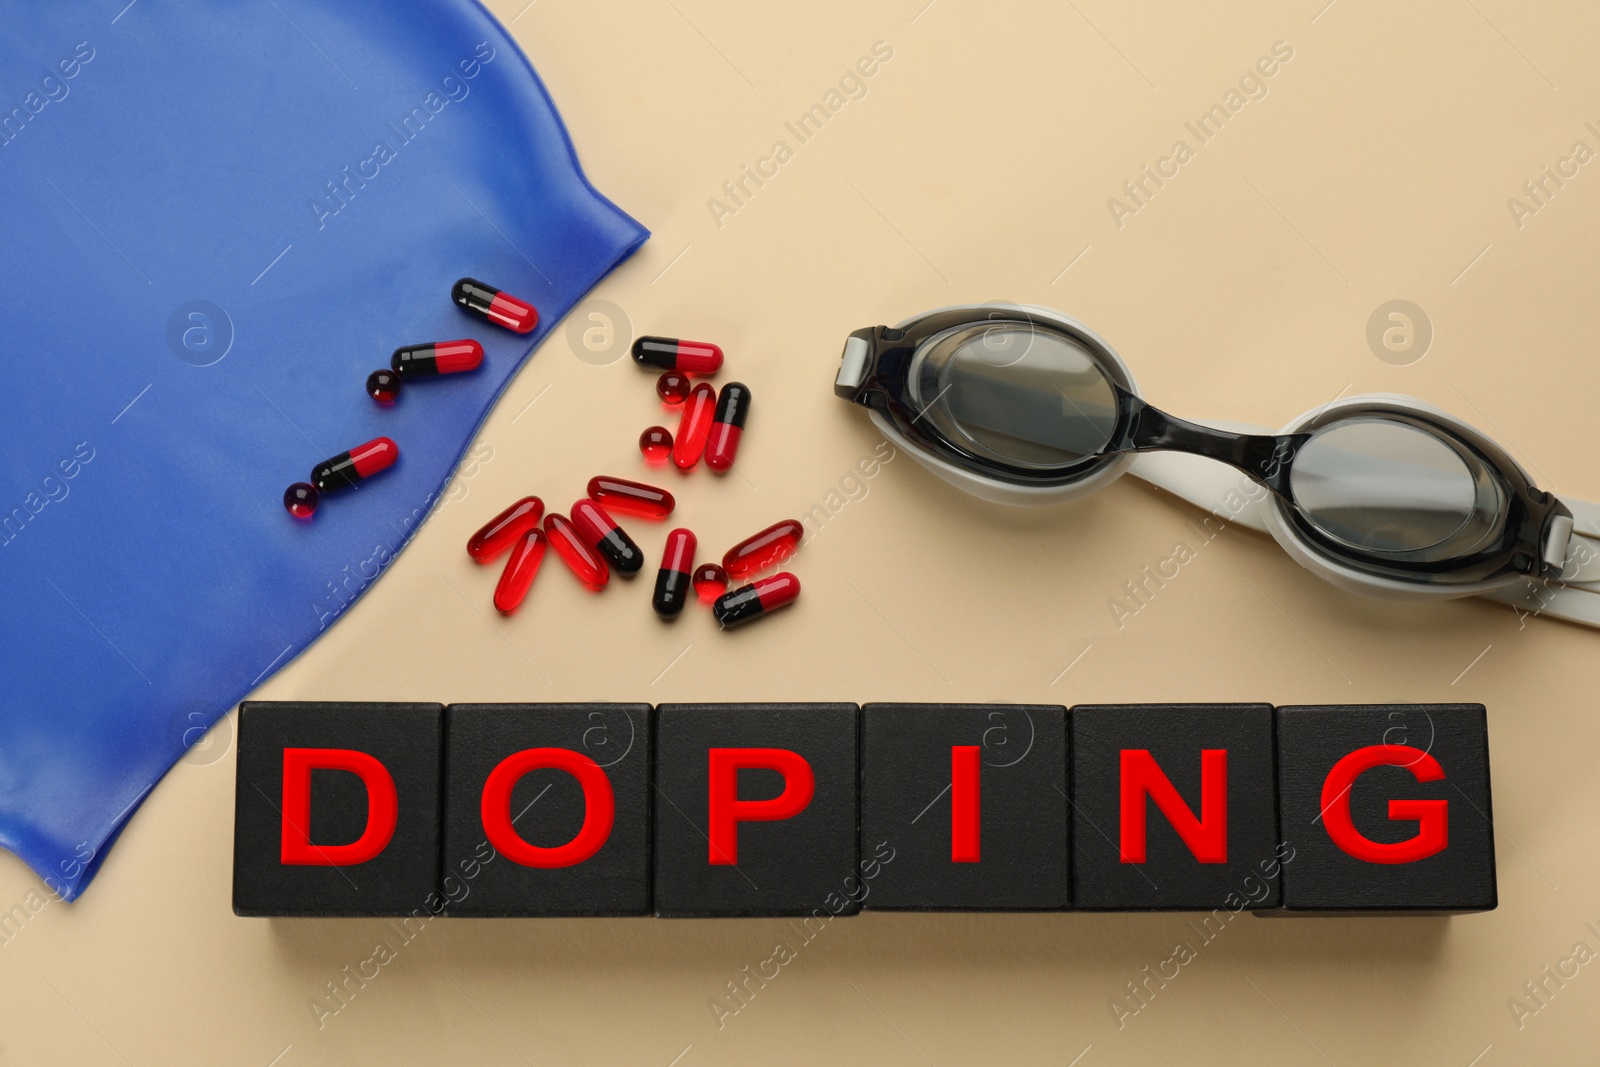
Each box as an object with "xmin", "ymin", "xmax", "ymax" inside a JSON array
[
  {"xmin": 442, "ymin": 704, "xmax": 652, "ymax": 916},
  {"xmin": 859, "ymin": 703, "xmax": 1068, "ymax": 910},
  {"xmin": 1276, "ymin": 704, "xmax": 1496, "ymax": 913},
  {"xmin": 653, "ymin": 703, "xmax": 859, "ymax": 917},
  {"xmin": 1071, "ymin": 704, "xmax": 1280, "ymax": 910},
  {"xmin": 233, "ymin": 702, "xmax": 442, "ymax": 917}
]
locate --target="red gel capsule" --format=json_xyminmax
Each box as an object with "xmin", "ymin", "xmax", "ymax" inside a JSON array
[
  {"xmin": 705, "ymin": 382, "xmax": 751, "ymax": 473},
  {"xmin": 723, "ymin": 518, "xmax": 803, "ymax": 580},
  {"xmin": 571, "ymin": 499, "xmax": 645, "ymax": 576},
  {"xmin": 452, "ymin": 277, "xmax": 538, "ymax": 334},
  {"xmin": 391, "ymin": 339, "xmax": 484, "ymax": 377},
  {"xmin": 588, "ymin": 475, "xmax": 674, "ymax": 520},
  {"xmin": 544, "ymin": 513, "xmax": 609, "ymax": 590},
  {"xmin": 713, "ymin": 572, "xmax": 800, "ymax": 628},
  {"xmin": 657, "ymin": 370, "xmax": 691, "ymax": 406},
  {"xmin": 283, "ymin": 482, "xmax": 319, "ymax": 519},
  {"xmin": 693, "ymin": 563, "xmax": 728, "ymax": 602},
  {"xmin": 311, "ymin": 436, "xmax": 398, "ymax": 493},
  {"xmin": 653, "ymin": 528, "xmax": 697, "ymax": 619},
  {"xmin": 632, "ymin": 336, "xmax": 723, "ymax": 375},
  {"xmin": 673, "ymin": 383, "xmax": 717, "ymax": 471},
  {"xmin": 493, "ymin": 528, "xmax": 547, "ymax": 615},
  {"xmin": 467, "ymin": 496, "xmax": 545, "ymax": 563},
  {"xmin": 640, "ymin": 426, "xmax": 673, "ymax": 463},
  {"xmin": 366, "ymin": 369, "xmax": 402, "ymax": 404}
]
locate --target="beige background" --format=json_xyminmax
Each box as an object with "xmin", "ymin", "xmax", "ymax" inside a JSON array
[{"xmin": 6, "ymin": 0, "xmax": 1600, "ymax": 1062}]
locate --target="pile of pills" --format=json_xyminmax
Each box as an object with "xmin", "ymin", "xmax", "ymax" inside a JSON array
[
  {"xmin": 276, "ymin": 286, "xmax": 802, "ymax": 631},
  {"xmin": 466, "ymin": 334, "xmax": 802, "ymax": 630},
  {"xmin": 282, "ymin": 276, "xmax": 537, "ymax": 520},
  {"xmin": 632, "ymin": 337, "xmax": 751, "ymax": 474},
  {"xmin": 467, "ymin": 482, "xmax": 801, "ymax": 628}
]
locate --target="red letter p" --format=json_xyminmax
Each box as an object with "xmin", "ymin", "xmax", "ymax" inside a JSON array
[{"xmin": 707, "ymin": 748, "xmax": 814, "ymax": 865}]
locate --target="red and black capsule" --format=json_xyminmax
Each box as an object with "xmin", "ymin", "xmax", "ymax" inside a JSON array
[
  {"xmin": 653, "ymin": 528, "xmax": 697, "ymax": 619},
  {"xmin": 713, "ymin": 572, "xmax": 800, "ymax": 628},
  {"xmin": 391, "ymin": 339, "xmax": 484, "ymax": 377},
  {"xmin": 452, "ymin": 277, "xmax": 538, "ymax": 334},
  {"xmin": 673, "ymin": 382, "xmax": 717, "ymax": 471},
  {"xmin": 588, "ymin": 475, "xmax": 674, "ymax": 520},
  {"xmin": 311, "ymin": 437, "xmax": 398, "ymax": 493},
  {"xmin": 545, "ymin": 513, "xmax": 609, "ymax": 590},
  {"xmin": 493, "ymin": 528, "xmax": 546, "ymax": 615},
  {"xmin": 571, "ymin": 498, "xmax": 644, "ymax": 576},
  {"xmin": 723, "ymin": 518, "xmax": 803, "ymax": 580},
  {"xmin": 631, "ymin": 336, "xmax": 723, "ymax": 375},
  {"xmin": 705, "ymin": 382, "xmax": 750, "ymax": 473},
  {"xmin": 467, "ymin": 496, "xmax": 544, "ymax": 563},
  {"xmin": 366, "ymin": 369, "xmax": 402, "ymax": 404}
]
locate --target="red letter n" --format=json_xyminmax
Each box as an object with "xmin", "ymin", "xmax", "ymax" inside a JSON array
[{"xmin": 1119, "ymin": 749, "xmax": 1228, "ymax": 864}]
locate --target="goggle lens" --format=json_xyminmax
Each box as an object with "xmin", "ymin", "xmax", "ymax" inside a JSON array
[
  {"xmin": 1287, "ymin": 417, "xmax": 1506, "ymax": 561},
  {"xmin": 910, "ymin": 323, "xmax": 1118, "ymax": 470}
]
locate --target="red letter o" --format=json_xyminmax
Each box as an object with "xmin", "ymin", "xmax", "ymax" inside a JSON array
[{"xmin": 481, "ymin": 748, "xmax": 615, "ymax": 868}]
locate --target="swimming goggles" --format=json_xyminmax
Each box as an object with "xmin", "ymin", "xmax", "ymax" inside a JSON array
[{"xmin": 834, "ymin": 304, "xmax": 1600, "ymax": 627}]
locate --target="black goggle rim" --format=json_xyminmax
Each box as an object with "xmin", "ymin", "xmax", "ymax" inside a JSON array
[
  {"xmin": 839, "ymin": 312, "xmax": 1569, "ymax": 585},
  {"xmin": 839, "ymin": 311, "xmax": 1130, "ymax": 487}
]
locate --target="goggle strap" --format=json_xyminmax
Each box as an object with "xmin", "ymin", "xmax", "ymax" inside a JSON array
[
  {"xmin": 1559, "ymin": 498, "xmax": 1600, "ymax": 582},
  {"xmin": 1475, "ymin": 494, "xmax": 1600, "ymax": 627},
  {"xmin": 1127, "ymin": 430, "xmax": 1275, "ymax": 536},
  {"xmin": 1479, "ymin": 576, "xmax": 1600, "ymax": 629}
]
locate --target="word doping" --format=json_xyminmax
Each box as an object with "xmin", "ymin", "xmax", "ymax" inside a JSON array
[{"xmin": 232, "ymin": 702, "xmax": 1496, "ymax": 918}]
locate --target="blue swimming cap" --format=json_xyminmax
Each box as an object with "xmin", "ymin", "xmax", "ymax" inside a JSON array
[{"xmin": 0, "ymin": 0, "xmax": 647, "ymax": 899}]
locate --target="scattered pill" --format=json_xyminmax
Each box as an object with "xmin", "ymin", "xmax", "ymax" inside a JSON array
[
  {"xmin": 632, "ymin": 336, "xmax": 723, "ymax": 375},
  {"xmin": 673, "ymin": 382, "xmax": 716, "ymax": 471},
  {"xmin": 366, "ymin": 369, "xmax": 402, "ymax": 404},
  {"xmin": 640, "ymin": 426, "xmax": 673, "ymax": 463},
  {"xmin": 705, "ymin": 382, "xmax": 750, "ymax": 472},
  {"xmin": 311, "ymin": 437, "xmax": 398, "ymax": 493},
  {"xmin": 587, "ymin": 475, "xmax": 674, "ymax": 520},
  {"xmin": 544, "ymin": 513, "xmax": 610, "ymax": 590},
  {"xmin": 391, "ymin": 339, "xmax": 484, "ymax": 377},
  {"xmin": 657, "ymin": 370, "xmax": 691, "ymax": 406},
  {"xmin": 493, "ymin": 528, "xmax": 546, "ymax": 615},
  {"xmin": 692, "ymin": 563, "xmax": 729, "ymax": 602},
  {"xmin": 653, "ymin": 528, "xmax": 697, "ymax": 619},
  {"xmin": 283, "ymin": 482, "xmax": 319, "ymax": 519},
  {"xmin": 713, "ymin": 572, "xmax": 800, "ymax": 628},
  {"xmin": 571, "ymin": 499, "xmax": 644, "ymax": 576},
  {"xmin": 723, "ymin": 518, "xmax": 803, "ymax": 580},
  {"xmin": 467, "ymin": 496, "xmax": 545, "ymax": 563},
  {"xmin": 452, "ymin": 277, "xmax": 538, "ymax": 333}
]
